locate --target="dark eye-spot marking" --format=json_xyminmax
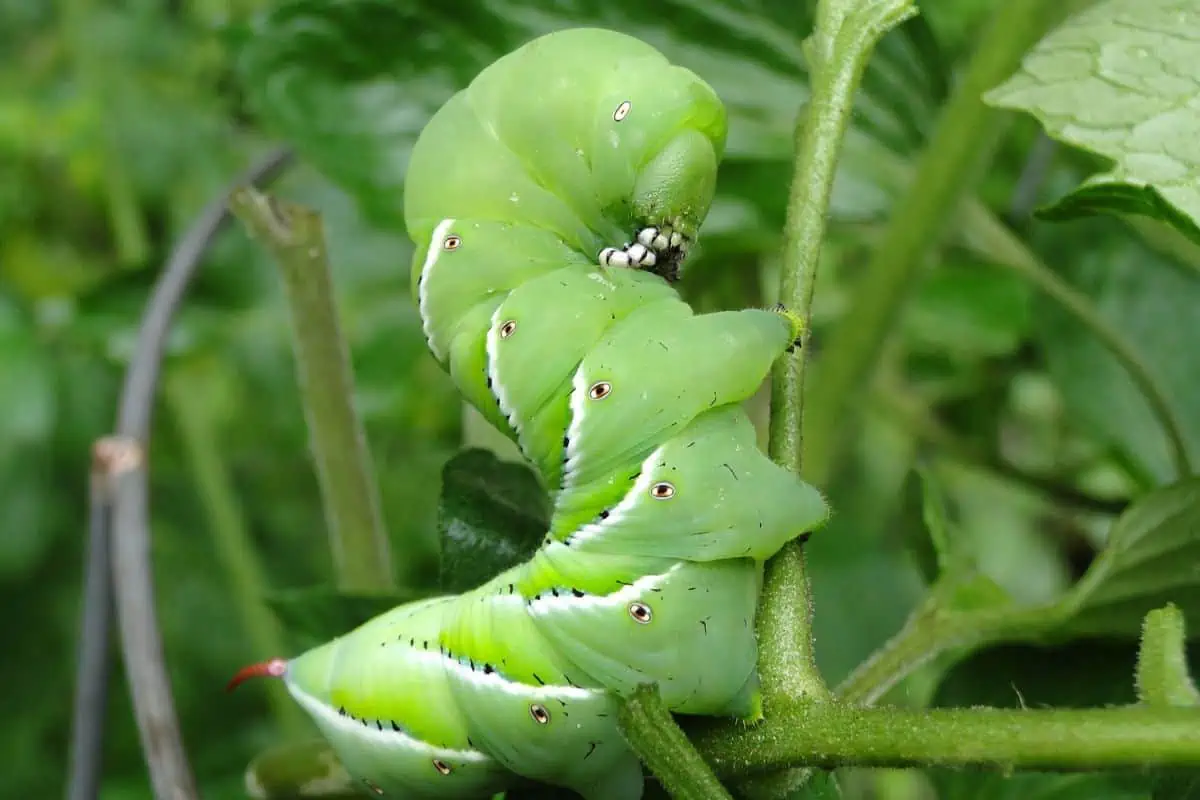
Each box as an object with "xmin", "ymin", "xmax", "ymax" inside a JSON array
[
  {"xmin": 588, "ymin": 381, "xmax": 611, "ymax": 400},
  {"xmin": 433, "ymin": 759, "xmax": 453, "ymax": 775},
  {"xmin": 629, "ymin": 602, "xmax": 652, "ymax": 624},
  {"xmin": 650, "ymin": 482, "xmax": 675, "ymax": 500},
  {"xmin": 614, "ymin": 101, "xmax": 631, "ymax": 121},
  {"xmin": 499, "ymin": 319, "xmax": 517, "ymax": 339},
  {"xmin": 529, "ymin": 703, "xmax": 551, "ymax": 724},
  {"xmin": 442, "ymin": 235, "xmax": 461, "ymax": 251}
]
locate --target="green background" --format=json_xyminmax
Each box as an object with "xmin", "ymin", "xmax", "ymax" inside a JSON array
[{"xmin": 6, "ymin": 0, "xmax": 1200, "ymax": 797}]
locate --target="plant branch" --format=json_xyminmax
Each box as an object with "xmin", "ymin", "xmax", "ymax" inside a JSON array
[
  {"xmin": 66, "ymin": 447, "xmax": 118, "ymax": 800},
  {"xmin": 618, "ymin": 685, "xmax": 734, "ymax": 800},
  {"xmin": 105, "ymin": 435, "xmax": 201, "ymax": 800},
  {"xmin": 229, "ymin": 188, "xmax": 394, "ymax": 593},
  {"xmin": 69, "ymin": 147, "xmax": 293, "ymax": 800},
  {"xmin": 1136, "ymin": 604, "xmax": 1200, "ymax": 708},
  {"xmin": 694, "ymin": 700, "xmax": 1200, "ymax": 775},
  {"xmin": 761, "ymin": 0, "xmax": 917, "ymax": 712},
  {"xmin": 800, "ymin": 0, "xmax": 1068, "ymax": 489},
  {"xmin": 961, "ymin": 200, "xmax": 1194, "ymax": 479},
  {"xmin": 833, "ymin": 590, "xmax": 1061, "ymax": 707}
]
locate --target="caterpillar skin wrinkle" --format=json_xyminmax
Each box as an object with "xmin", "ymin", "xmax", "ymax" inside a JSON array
[{"xmin": 231, "ymin": 27, "xmax": 830, "ymax": 800}]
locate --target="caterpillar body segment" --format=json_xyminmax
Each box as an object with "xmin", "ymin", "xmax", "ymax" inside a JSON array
[
  {"xmin": 280, "ymin": 598, "xmax": 510, "ymax": 799},
  {"xmin": 415, "ymin": 219, "xmax": 589, "ymax": 363},
  {"xmin": 561, "ymin": 406, "xmax": 829, "ymax": 562},
  {"xmin": 233, "ymin": 28, "xmax": 829, "ymax": 800},
  {"xmin": 526, "ymin": 556, "xmax": 764, "ymax": 718},
  {"xmin": 556, "ymin": 305, "xmax": 800, "ymax": 492},
  {"xmin": 483, "ymin": 266, "xmax": 685, "ymax": 485}
]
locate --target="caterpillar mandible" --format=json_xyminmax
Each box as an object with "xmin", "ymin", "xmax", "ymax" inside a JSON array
[{"xmin": 231, "ymin": 28, "xmax": 830, "ymax": 800}]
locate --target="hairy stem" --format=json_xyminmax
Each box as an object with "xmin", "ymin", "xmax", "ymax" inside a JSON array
[
  {"xmin": 619, "ymin": 685, "xmax": 734, "ymax": 800},
  {"xmin": 741, "ymin": 5, "xmax": 917, "ymax": 795},
  {"xmin": 229, "ymin": 189, "xmax": 394, "ymax": 592},
  {"xmin": 1136, "ymin": 604, "xmax": 1200, "ymax": 708},
  {"xmin": 801, "ymin": 0, "xmax": 1068, "ymax": 488},
  {"xmin": 696, "ymin": 701, "xmax": 1200, "ymax": 775},
  {"xmin": 762, "ymin": 0, "xmax": 917, "ymax": 710},
  {"xmin": 833, "ymin": 594, "xmax": 1061, "ymax": 707}
]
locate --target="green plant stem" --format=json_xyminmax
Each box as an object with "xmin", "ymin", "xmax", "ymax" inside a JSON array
[
  {"xmin": 1136, "ymin": 604, "xmax": 1200, "ymax": 708},
  {"xmin": 837, "ymin": 496, "xmax": 1190, "ymax": 709},
  {"xmin": 962, "ymin": 201, "xmax": 1194, "ymax": 479},
  {"xmin": 801, "ymin": 0, "xmax": 1067, "ymax": 489},
  {"xmin": 164, "ymin": 373, "xmax": 308, "ymax": 736},
  {"xmin": 834, "ymin": 593, "xmax": 1061, "ymax": 707},
  {"xmin": 618, "ymin": 686, "xmax": 734, "ymax": 800},
  {"xmin": 694, "ymin": 701, "xmax": 1200, "ymax": 775},
  {"xmin": 761, "ymin": 0, "xmax": 917, "ymax": 712},
  {"xmin": 229, "ymin": 188, "xmax": 394, "ymax": 592}
]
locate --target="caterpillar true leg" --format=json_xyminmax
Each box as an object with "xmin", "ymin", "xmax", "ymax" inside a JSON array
[
  {"xmin": 597, "ymin": 225, "xmax": 692, "ymax": 282},
  {"xmin": 597, "ymin": 242, "xmax": 658, "ymax": 269}
]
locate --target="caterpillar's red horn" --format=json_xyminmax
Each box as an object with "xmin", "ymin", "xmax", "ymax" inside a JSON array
[{"xmin": 226, "ymin": 658, "xmax": 287, "ymax": 692}]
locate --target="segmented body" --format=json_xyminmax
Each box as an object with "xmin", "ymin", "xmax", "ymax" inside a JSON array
[{"xmin": 235, "ymin": 28, "xmax": 829, "ymax": 800}]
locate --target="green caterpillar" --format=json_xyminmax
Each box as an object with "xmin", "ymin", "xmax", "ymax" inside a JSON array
[{"xmin": 231, "ymin": 27, "xmax": 829, "ymax": 800}]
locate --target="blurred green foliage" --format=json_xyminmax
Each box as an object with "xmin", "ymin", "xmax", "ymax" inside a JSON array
[{"xmin": 6, "ymin": 0, "xmax": 1200, "ymax": 798}]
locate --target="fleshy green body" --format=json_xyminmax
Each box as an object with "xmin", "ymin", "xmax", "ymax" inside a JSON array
[{"xmin": 248, "ymin": 27, "xmax": 830, "ymax": 800}]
